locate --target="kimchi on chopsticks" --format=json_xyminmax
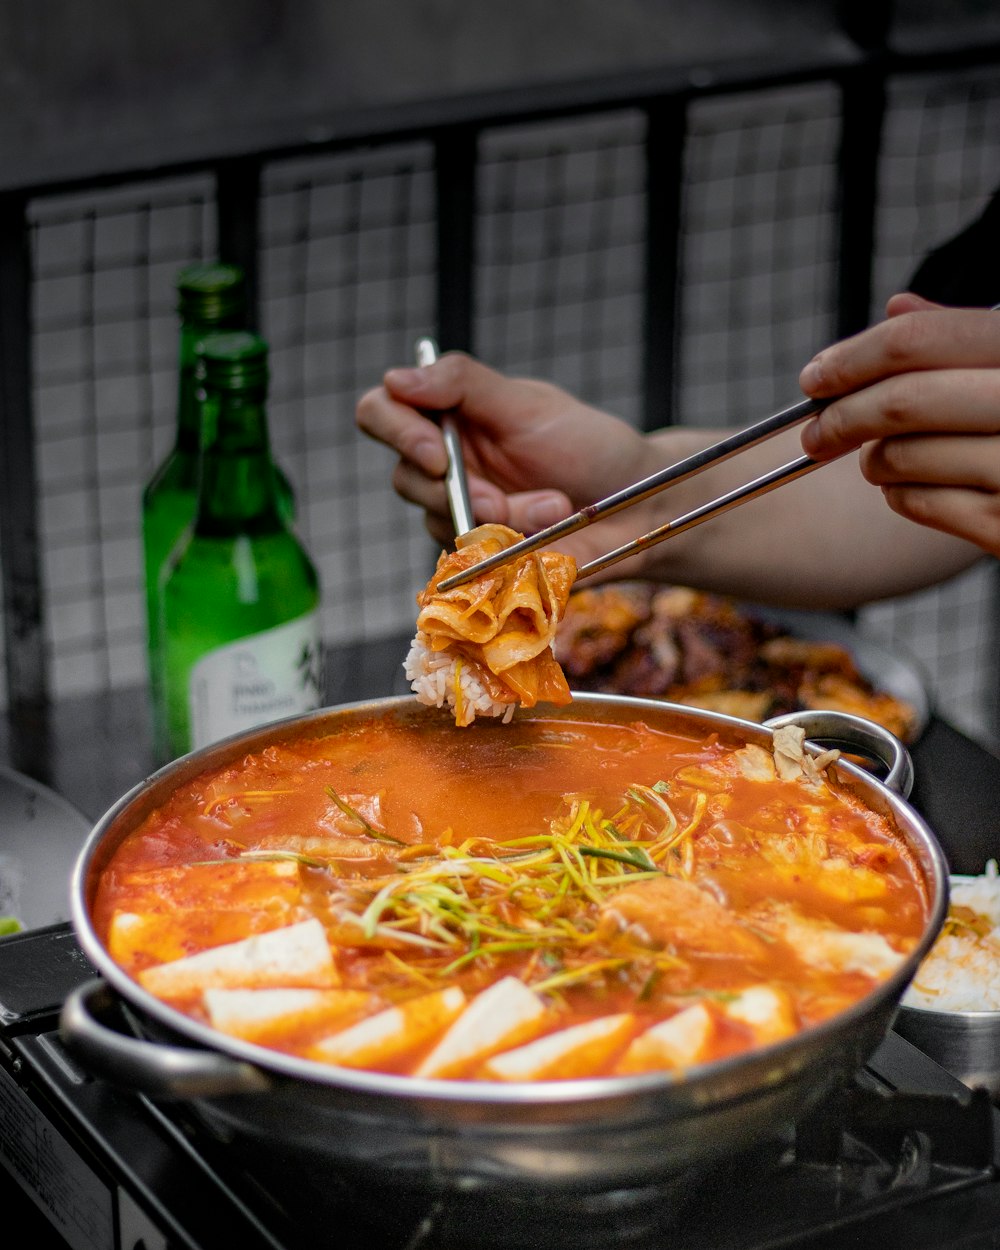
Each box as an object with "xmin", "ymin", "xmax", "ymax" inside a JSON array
[{"xmin": 405, "ymin": 523, "xmax": 577, "ymax": 726}]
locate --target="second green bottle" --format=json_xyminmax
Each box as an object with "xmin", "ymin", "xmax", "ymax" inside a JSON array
[{"xmin": 160, "ymin": 331, "xmax": 323, "ymax": 759}]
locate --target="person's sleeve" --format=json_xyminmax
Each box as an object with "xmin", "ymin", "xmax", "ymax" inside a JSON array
[{"xmin": 906, "ymin": 184, "xmax": 1000, "ymax": 307}]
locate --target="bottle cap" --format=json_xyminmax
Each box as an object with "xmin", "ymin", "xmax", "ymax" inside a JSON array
[
  {"xmin": 176, "ymin": 263, "xmax": 246, "ymax": 327},
  {"xmin": 197, "ymin": 330, "xmax": 269, "ymax": 393}
]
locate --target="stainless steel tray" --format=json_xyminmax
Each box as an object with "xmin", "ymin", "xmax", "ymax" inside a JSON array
[{"xmin": 749, "ymin": 605, "xmax": 931, "ymax": 742}]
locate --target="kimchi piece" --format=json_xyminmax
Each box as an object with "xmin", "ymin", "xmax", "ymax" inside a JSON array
[{"xmin": 404, "ymin": 522, "xmax": 577, "ymax": 726}]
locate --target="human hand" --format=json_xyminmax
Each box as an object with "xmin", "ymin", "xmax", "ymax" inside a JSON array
[
  {"xmin": 799, "ymin": 293, "xmax": 1000, "ymax": 556},
  {"xmin": 356, "ymin": 352, "xmax": 649, "ymax": 556}
]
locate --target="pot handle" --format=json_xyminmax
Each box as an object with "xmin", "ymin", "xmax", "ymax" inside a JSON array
[
  {"xmin": 59, "ymin": 978, "xmax": 273, "ymax": 1100},
  {"xmin": 764, "ymin": 709, "xmax": 914, "ymax": 798}
]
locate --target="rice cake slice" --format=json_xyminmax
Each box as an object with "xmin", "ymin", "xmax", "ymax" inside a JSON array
[
  {"xmin": 309, "ymin": 987, "xmax": 466, "ymax": 1069},
  {"xmin": 481, "ymin": 1013, "xmax": 635, "ymax": 1082},
  {"xmin": 203, "ymin": 987, "xmax": 374, "ymax": 1045},
  {"xmin": 138, "ymin": 917, "xmax": 337, "ymax": 999},
  {"xmin": 415, "ymin": 976, "xmax": 548, "ymax": 1079}
]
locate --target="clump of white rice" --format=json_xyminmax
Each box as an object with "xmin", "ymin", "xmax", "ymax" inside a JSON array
[
  {"xmin": 404, "ymin": 631, "xmax": 516, "ymax": 727},
  {"xmin": 902, "ymin": 859, "xmax": 1000, "ymax": 1012}
]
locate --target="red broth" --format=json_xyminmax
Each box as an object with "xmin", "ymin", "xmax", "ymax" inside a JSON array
[{"xmin": 93, "ymin": 713, "xmax": 929, "ymax": 1080}]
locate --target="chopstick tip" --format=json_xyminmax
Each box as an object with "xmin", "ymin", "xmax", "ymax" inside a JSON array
[{"xmin": 415, "ymin": 336, "xmax": 439, "ymax": 368}]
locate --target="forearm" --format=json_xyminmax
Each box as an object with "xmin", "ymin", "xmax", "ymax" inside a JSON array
[
  {"xmin": 359, "ymin": 345, "xmax": 988, "ymax": 605},
  {"xmin": 598, "ymin": 426, "xmax": 983, "ymax": 609}
]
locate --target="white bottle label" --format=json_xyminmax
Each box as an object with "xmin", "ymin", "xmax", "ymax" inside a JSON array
[{"xmin": 188, "ymin": 610, "xmax": 323, "ymax": 749}]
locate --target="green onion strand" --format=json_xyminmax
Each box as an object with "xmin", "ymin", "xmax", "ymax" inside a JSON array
[{"xmin": 325, "ymin": 787, "xmax": 407, "ymax": 846}]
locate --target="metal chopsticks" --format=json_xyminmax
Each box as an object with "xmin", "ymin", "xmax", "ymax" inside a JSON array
[
  {"xmin": 573, "ymin": 451, "xmax": 825, "ymax": 580},
  {"xmin": 415, "ymin": 337, "xmax": 476, "ymax": 537},
  {"xmin": 435, "ymin": 393, "xmax": 828, "ymax": 591},
  {"xmin": 429, "ymin": 302, "xmax": 1000, "ymax": 591}
]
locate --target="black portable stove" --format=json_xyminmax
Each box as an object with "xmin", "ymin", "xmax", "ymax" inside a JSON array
[{"xmin": 2, "ymin": 923, "xmax": 1000, "ymax": 1250}]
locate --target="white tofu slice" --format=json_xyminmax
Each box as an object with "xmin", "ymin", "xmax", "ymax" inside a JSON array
[
  {"xmin": 109, "ymin": 909, "xmax": 305, "ymax": 968},
  {"xmin": 203, "ymin": 987, "xmax": 374, "ymax": 1044},
  {"xmin": 110, "ymin": 911, "xmax": 184, "ymax": 966},
  {"xmin": 618, "ymin": 1002, "xmax": 715, "ymax": 1074},
  {"xmin": 759, "ymin": 904, "xmax": 905, "ymax": 981},
  {"xmin": 722, "ymin": 985, "xmax": 797, "ymax": 1044},
  {"xmin": 806, "ymin": 929, "xmax": 903, "ymax": 977},
  {"xmin": 309, "ymin": 986, "xmax": 466, "ymax": 1069},
  {"xmin": 481, "ymin": 1013, "xmax": 635, "ymax": 1082},
  {"xmin": 138, "ymin": 918, "xmax": 337, "ymax": 998},
  {"xmin": 415, "ymin": 977, "xmax": 548, "ymax": 1079},
  {"xmin": 780, "ymin": 919, "xmax": 904, "ymax": 978}
]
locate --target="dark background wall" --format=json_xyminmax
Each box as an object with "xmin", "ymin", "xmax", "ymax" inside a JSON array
[
  {"xmin": 4, "ymin": 1, "xmax": 997, "ymax": 194},
  {"xmin": 2, "ymin": 0, "xmax": 1000, "ymax": 798}
]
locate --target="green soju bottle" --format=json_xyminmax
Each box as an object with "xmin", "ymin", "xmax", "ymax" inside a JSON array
[
  {"xmin": 160, "ymin": 331, "xmax": 323, "ymax": 759},
  {"xmin": 143, "ymin": 264, "xmax": 299, "ymax": 764},
  {"xmin": 143, "ymin": 263, "xmax": 247, "ymax": 763}
]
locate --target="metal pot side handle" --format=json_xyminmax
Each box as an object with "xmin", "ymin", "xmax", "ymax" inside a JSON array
[
  {"xmin": 763, "ymin": 709, "xmax": 914, "ymax": 798},
  {"xmin": 60, "ymin": 978, "xmax": 272, "ymax": 1100}
]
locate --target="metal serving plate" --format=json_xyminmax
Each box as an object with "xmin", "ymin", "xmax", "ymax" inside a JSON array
[{"xmin": 747, "ymin": 605, "xmax": 931, "ymax": 742}]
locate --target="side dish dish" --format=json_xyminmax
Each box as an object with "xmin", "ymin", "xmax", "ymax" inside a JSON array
[
  {"xmin": 901, "ymin": 860, "xmax": 1000, "ymax": 1011},
  {"xmin": 555, "ymin": 583, "xmax": 920, "ymax": 741},
  {"xmin": 92, "ymin": 711, "xmax": 929, "ymax": 1082}
]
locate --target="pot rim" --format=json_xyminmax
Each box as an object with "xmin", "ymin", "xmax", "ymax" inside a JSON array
[{"xmin": 68, "ymin": 692, "xmax": 950, "ymax": 1108}]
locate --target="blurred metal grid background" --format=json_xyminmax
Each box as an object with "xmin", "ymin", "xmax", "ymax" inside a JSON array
[
  {"xmin": 12, "ymin": 63, "xmax": 1000, "ymax": 746},
  {"xmin": 477, "ymin": 110, "xmax": 646, "ymax": 419},
  {"xmin": 679, "ymin": 83, "xmax": 841, "ymax": 423},
  {"xmin": 29, "ymin": 179, "xmax": 217, "ymax": 698},
  {"xmin": 260, "ymin": 142, "xmax": 440, "ymax": 646}
]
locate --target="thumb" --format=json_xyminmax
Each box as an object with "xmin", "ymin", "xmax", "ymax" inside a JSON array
[
  {"xmin": 467, "ymin": 487, "xmax": 573, "ymax": 535},
  {"xmin": 508, "ymin": 490, "xmax": 575, "ymax": 535},
  {"xmin": 885, "ymin": 291, "xmax": 945, "ymax": 318},
  {"xmin": 383, "ymin": 353, "xmax": 522, "ymax": 428}
]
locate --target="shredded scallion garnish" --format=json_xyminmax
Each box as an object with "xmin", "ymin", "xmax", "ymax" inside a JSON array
[
  {"xmin": 530, "ymin": 957, "xmax": 633, "ymax": 995},
  {"xmin": 325, "ymin": 778, "xmax": 694, "ymax": 993},
  {"xmin": 237, "ymin": 848, "xmax": 330, "ymax": 869},
  {"xmin": 325, "ymin": 787, "xmax": 407, "ymax": 845}
]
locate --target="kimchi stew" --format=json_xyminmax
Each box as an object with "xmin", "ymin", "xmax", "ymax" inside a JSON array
[{"xmin": 92, "ymin": 712, "xmax": 929, "ymax": 1082}]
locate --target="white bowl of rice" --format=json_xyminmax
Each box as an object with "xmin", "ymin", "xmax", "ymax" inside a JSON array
[{"xmin": 894, "ymin": 860, "xmax": 1000, "ymax": 1099}]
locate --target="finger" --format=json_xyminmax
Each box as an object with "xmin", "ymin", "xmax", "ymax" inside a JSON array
[
  {"xmin": 884, "ymin": 292, "xmax": 944, "ymax": 318},
  {"xmin": 394, "ymin": 456, "xmax": 577, "ymax": 538},
  {"xmin": 878, "ymin": 482, "xmax": 1000, "ymax": 558},
  {"xmin": 801, "ymin": 368, "xmax": 1000, "ymax": 459},
  {"xmin": 382, "ymin": 353, "xmax": 536, "ymax": 431},
  {"xmin": 392, "ymin": 453, "xmax": 595, "ymax": 558},
  {"xmin": 503, "ymin": 490, "xmax": 575, "ymax": 535},
  {"xmin": 393, "ymin": 459, "xmax": 492, "ymax": 518},
  {"xmin": 799, "ymin": 305, "xmax": 1000, "ymax": 399},
  {"xmin": 357, "ymin": 386, "xmax": 449, "ymax": 476},
  {"xmin": 861, "ymin": 433, "xmax": 1000, "ymax": 491},
  {"xmin": 392, "ymin": 458, "xmax": 521, "ymax": 532},
  {"xmin": 498, "ymin": 493, "xmax": 632, "ymax": 568}
]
